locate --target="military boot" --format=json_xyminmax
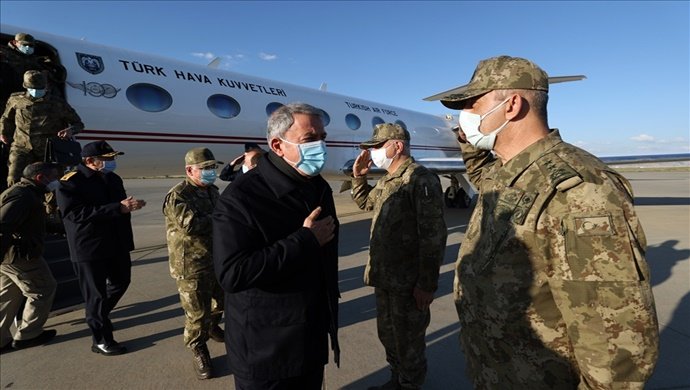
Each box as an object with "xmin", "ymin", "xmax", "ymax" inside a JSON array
[{"xmin": 191, "ymin": 343, "xmax": 213, "ymax": 380}]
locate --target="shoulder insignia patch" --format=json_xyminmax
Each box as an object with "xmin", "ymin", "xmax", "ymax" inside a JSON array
[
  {"xmin": 60, "ymin": 171, "xmax": 77, "ymax": 181},
  {"xmin": 538, "ymin": 153, "xmax": 581, "ymax": 192}
]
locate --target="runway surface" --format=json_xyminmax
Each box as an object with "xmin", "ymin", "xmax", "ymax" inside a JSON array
[{"xmin": 1, "ymin": 170, "xmax": 688, "ymax": 389}]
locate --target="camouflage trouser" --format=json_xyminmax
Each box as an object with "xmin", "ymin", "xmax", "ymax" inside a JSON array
[
  {"xmin": 7, "ymin": 147, "xmax": 43, "ymax": 187},
  {"xmin": 175, "ymin": 274, "xmax": 224, "ymax": 349},
  {"xmin": 375, "ymin": 288, "xmax": 431, "ymax": 390}
]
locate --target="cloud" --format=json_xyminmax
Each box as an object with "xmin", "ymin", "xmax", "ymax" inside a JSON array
[
  {"xmin": 630, "ymin": 134, "xmax": 655, "ymax": 142},
  {"xmin": 259, "ymin": 52, "xmax": 278, "ymax": 61},
  {"xmin": 191, "ymin": 52, "xmax": 215, "ymax": 60}
]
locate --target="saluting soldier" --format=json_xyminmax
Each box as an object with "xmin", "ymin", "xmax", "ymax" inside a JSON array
[
  {"xmin": 350, "ymin": 123, "xmax": 447, "ymax": 390},
  {"xmin": 163, "ymin": 147, "xmax": 225, "ymax": 380},
  {"xmin": 427, "ymin": 56, "xmax": 659, "ymax": 389},
  {"xmin": 0, "ymin": 70, "xmax": 83, "ymax": 188}
]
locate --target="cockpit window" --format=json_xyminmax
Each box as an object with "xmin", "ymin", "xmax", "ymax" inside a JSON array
[
  {"xmin": 207, "ymin": 94, "xmax": 241, "ymax": 119},
  {"xmin": 126, "ymin": 83, "xmax": 172, "ymax": 112},
  {"xmin": 346, "ymin": 114, "xmax": 361, "ymax": 130}
]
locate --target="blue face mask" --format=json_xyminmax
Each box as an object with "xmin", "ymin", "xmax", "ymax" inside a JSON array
[
  {"xmin": 18, "ymin": 44, "xmax": 34, "ymax": 55},
  {"xmin": 200, "ymin": 168, "xmax": 217, "ymax": 185},
  {"xmin": 280, "ymin": 138, "xmax": 328, "ymax": 177},
  {"xmin": 27, "ymin": 88, "xmax": 46, "ymax": 98},
  {"xmin": 100, "ymin": 160, "xmax": 117, "ymax": 173}
]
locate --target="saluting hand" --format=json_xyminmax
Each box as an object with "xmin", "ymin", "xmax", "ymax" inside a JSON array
[
  {"xmin": 352, "ymin": 149, "xmax": 372, "ymax": 178},
  {"xmin": 303, "ymin": 206, "xmax": 335, "ymax": 247},
  {"xmin": 120, "ymin": 196, "xmax": 147, "ymax": 214}
]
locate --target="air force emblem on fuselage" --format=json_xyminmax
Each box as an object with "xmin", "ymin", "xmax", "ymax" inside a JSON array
[{"xmin": 76, "ymin": 52, "xmax": 104, "ymax": 74}]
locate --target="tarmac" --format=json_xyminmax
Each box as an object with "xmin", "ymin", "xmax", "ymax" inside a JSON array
[{"xmin": 0, "ymin": 170, "xmax": 688, "ymax": 390}]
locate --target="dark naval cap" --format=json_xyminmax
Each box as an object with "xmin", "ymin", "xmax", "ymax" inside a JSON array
[
  {"xmin": 81, "ymin": 140, "xmax": 124, "ymax": 158},
  {"xmin": 185, "ymin": 147, "xmax": 223, "ymax": 167},
  {"xmin": 359, "ymin": 123, "xmax": 410, "ymax": 149},
  {"xmin": 428, "ymin": 56, "xmax": 549, "ymax": 110}
]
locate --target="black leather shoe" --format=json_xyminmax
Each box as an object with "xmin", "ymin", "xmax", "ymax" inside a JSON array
[
  {"xmin": 192, "ymin": 344, "xmax": 213, "ymax": 380},
  {"xmin": 91, "ymin": 341, "xmax": 127, "ymax": 356},
  {"xmin": 209, "ymin": 325, "xmax": 224, "ymax": 343},
  {"xmin": 12, "ymin": 329, "xmax": 57, "ymax": 350}
]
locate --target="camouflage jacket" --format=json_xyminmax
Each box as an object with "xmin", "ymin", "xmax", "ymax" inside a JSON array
[
  {"xmin": 455, "ymin": 130, "xmax": 659, "ymax": 388},
  {"xmin": 352, "ymin": 158, "xmax": 447, "ymax": 292},
  {"xmin": 0, "ymin": 92, "xmax": 84, "ymax": 153},
  {"xmin": 163, "ymin": 178, "xmax": 220, "ymax": 279}
]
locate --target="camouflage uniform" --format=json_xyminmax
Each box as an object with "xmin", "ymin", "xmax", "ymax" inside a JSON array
[
  {"xmin": 424, "ymin": 55, "xmax": 660, "ymax": 389},
  {"xmin": 0, "ymin": 72, "xmax": 83, "ymax": 187},
  {"xmin": 454, "ymin": 131, "xmax": 659, "ymax": 389},
  {"xmin": 352, "ymin": 155, "xmax": 447, "ymax": 389},
  {"xmin": 163, "ymin": 177, "xmax": 224, "ymax": 349}
]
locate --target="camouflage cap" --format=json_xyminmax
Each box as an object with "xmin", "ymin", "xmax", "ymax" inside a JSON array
[
  {"xmin": 359, "ymin": 123, "xmax": 410, "ymax": 149},
  {"xmin": 184, "ymin": 147, "xmax": 223, "ymax": 167},
  {"xmin": 430, "ymin": 56, "xmax": 549, "ymax": 109},
  {"xmin": 14, "ymin": 33, "xmax": 35, "ymax": 45},
  {"xmin": 23, "ymin": 70, "xmax": 47, "ymax": 89},
  {"xmin": 81, "ymin": 140, "xmax": 124, "ymax": 158}
]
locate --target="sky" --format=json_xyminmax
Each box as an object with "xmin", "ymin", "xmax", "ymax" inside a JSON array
[{"xmin": 1, "ymin": 1, "xmax": 689, "ymax": 156}]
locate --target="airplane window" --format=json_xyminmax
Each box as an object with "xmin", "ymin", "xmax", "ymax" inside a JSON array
[
  {"xmin": 207, "ymin": 94, "xmax": 241, "ymax": 119},
  {"xmin": 125, "ymin": 83, "xmax": 172, "ymax": 112},
  {"xmin": 395, "ymin": 120, "xmax": 407, "ymax": 131},
  {"xmin": 266, "ymin": 102, "xmax": 284, "ymax": 116},
  {"xmin": 345, "ymin": 114, "xmax": 361, "ymax": 130},
  {"xmin": 318, "ymin": 109, "xmax": 331, "ymax": 127},
  {"xmin": 372, "ymin": 116, "xmax": 385, "ymax": 128}
]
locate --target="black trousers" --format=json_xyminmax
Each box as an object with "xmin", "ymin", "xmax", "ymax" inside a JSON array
[
  {"xmin": 234, "ymin": 367, "xmax": 324, "ymax": 390},
  {"xmin": 73, "ymin": 254, "xmax": 131, "ymax": 344}
]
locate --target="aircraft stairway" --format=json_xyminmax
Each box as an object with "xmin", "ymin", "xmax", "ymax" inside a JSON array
[{"xmin": 44, "ymin": 233, "xmax": 84, "ymax": 313}]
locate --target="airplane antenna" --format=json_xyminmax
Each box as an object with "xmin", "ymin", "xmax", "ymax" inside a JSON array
[
  {"xmin": 320, "ymin": 82, "xmax": 328, "ymax": 92},
  {"xmin": 207, "ymin": 57, "xmax": 222, "ymax": 69}
]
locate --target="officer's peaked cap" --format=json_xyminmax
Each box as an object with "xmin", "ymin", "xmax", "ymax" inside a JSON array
[{"xmin": 81, "ymin": 140, "xmax": 124, "ymax": 158}]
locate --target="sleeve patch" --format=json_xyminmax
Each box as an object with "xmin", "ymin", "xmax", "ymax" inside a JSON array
[{"xmin": 574, "ymin": 215, "xmax": 614, "ymax": 236}]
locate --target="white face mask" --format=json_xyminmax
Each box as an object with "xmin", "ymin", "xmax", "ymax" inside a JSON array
[
  {"xmin": 458, "ymin": 97, "xmax": 511, "ymax": 150},
  {"xmin": 370, "ymin": 142, "xmax": 395, "ymax": 170},
  {"xmin": 241, "ymin": 164, "xmax": 249, "ymax": 173},
  {"xmin": 27, "ymin": 88, "xmax": 46, "ymax": 98},
  {"xmin": 18, "ymin": 44, "xmax": 34, "ymax": 55}
]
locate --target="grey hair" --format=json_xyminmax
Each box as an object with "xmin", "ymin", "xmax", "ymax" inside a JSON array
[
  {"xmin": 266, "ymin": 102, "xmax": 323, "ymax": 142},
  {"xmin": 22, "ymin": 162, "xmax": 59, "ymax": 180},
  {"xmin": 494, "ymin": 89, "xmax": 549, "ymax": 122}
]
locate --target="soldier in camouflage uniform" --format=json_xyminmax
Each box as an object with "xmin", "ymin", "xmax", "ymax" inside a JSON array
[
  {"xmin": 163, "ymin": 147, "xmax": 225, "ymax": 380},
  {"xmin": 351, "ymin": 124, "xmax": 447, "ymax": 390},
  {"xmin": 427, "ymin": 56, "xmax": 659, "ymax": 389},
  {"xmin": 0, "ymin": 70, "xmax": 83, "ymax": 188}
]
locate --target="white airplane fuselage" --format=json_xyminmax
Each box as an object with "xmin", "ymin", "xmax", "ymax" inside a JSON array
[{"xmin": 2, "ymin": 24, "xmax": 460, "ymax": 178}]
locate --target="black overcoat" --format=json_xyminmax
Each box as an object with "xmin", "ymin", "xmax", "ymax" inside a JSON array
[{"xmin": 213, "ymin": 153, "xmax": 340, "ymax": 380}]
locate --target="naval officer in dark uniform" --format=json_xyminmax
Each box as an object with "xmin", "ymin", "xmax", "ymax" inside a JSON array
[{"xmin": 56, "ymin": 140, "xmax": 146, "ymax": 355}]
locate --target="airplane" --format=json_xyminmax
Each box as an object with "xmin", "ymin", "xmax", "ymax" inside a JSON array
[{"xmin": 2, "ymin": 23, "xmax": 688, "ymax": 211}]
